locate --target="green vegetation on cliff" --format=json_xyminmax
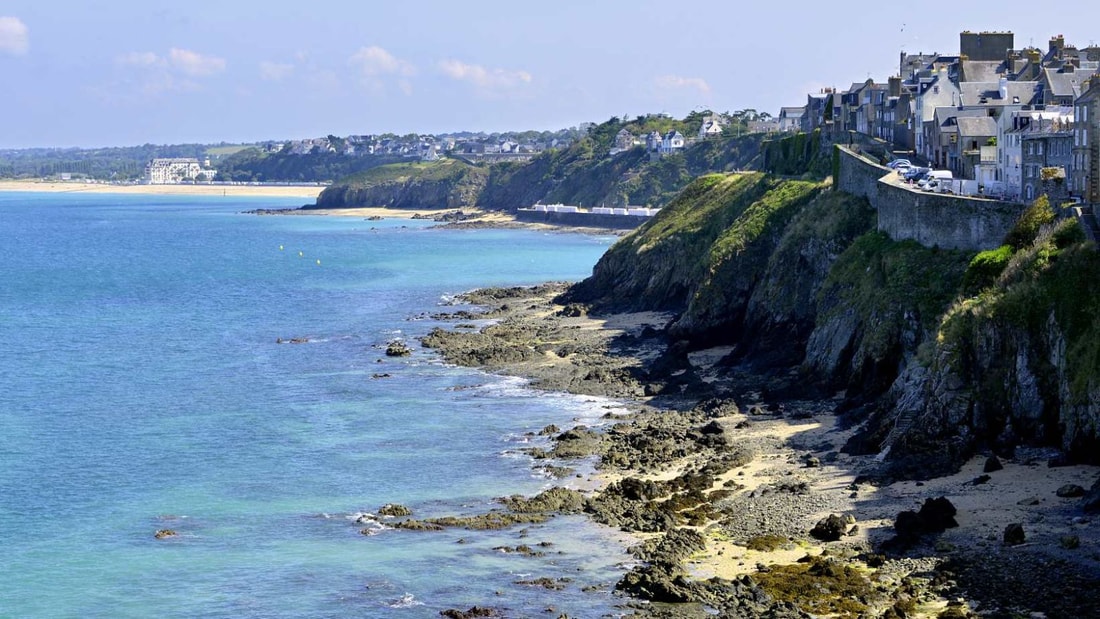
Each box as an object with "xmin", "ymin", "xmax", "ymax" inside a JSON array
[
  {"xmin": 940, "ymin": 218, "xmax": 1099, "ymax": 400},
  {"xmin": 568, "ymin": 173, "xmax": 877, "ymax": 360},
  {"xmin": 216, "ymin": 148, "xmax": 402, "ymax": 183},
  {"xmin": 312, "ymin": 159, "xmax": 488, "ymax": 210},
  {"xmin": 823, "ymin": 233, "xmax": 972, "ymax": 352}
]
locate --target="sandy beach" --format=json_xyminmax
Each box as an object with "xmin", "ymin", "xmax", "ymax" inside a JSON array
[{"xmin": 0, "ymin": 180, "xmax": 325, "ymax": 199}]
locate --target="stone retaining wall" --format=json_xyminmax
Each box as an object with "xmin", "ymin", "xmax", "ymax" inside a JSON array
[{"xmin": 835, "ymin": 146, "xmax": 1025, "ymax": 251}]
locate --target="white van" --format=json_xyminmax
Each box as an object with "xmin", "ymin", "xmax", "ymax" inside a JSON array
[{"xmin": 917, "ymin": 170, "xmax": 953, "ymax": 189}]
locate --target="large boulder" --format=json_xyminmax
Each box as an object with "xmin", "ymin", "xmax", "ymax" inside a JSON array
[
  {"xmin": 1082, "ymin": 476, "xmax": 1100, "ymax": 513},
  {"xmin": 1003, "ymin": 523, "xmax": 1026, "ymax": 546},
  {"xmin": 810, "ymin": 513, "xmax": 853, "ymax": 542}
]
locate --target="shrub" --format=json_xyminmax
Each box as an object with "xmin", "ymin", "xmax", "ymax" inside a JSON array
[
  {"xmin": 1004, "ymin": 195, "xmax": 1054, "ymax": 249},
  {"xmin": 961, "ymin": 244, "xmax": 1014, "ymax": 294}
]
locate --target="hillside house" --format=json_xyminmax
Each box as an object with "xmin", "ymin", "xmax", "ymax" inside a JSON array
[
  {"xmin": 698, "ymin": 115, "xmax": 725, "ymax": 139},
  {"xmin": 610, "ymin": 128, "xmax": 637, "ymax": 155},
  {"xmin": 660, "ymin": 131, "xmax": 685, "ymax": 154},
  {"xmin": 645, "ymin": 131, "xmax": 663, "ymax": 152}
]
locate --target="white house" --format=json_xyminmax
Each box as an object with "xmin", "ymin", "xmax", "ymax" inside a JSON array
[
  {"xmin": 660, "ymin": 131, "xmax": 685, "ymax": 154},
  {"xmin": 697, "ymin": 115, "xmax": 725, "ymax": 139}
]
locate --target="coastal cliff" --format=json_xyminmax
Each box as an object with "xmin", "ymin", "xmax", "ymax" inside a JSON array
[
  {"xmin": 310, "ymin": 159, "xmax": 488, "ymax": 210},
  {"xmin": 565, "ymin": 172, "xmax": 1100, "ymax": 470}
]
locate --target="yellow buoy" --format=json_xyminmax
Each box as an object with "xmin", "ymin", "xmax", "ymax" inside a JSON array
[
  {"xmin": 298, "ymin": 251, "xmax": 304, "ymax": 257},
  {"xmin": 279, "ymin": 245, "xmax": 284, "ymax": 251},
  {"xmin": 316, "ymin": 259, "xmax": 321, "ymax": 266}
]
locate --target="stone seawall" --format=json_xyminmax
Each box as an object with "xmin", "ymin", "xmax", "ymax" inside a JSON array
[
  {"xmin": 515, "ymin": 209, "xmax": 650, "ymax": 230},
  {"xmin": 835, "ymin": 146, "xmax": 1025, "ymax": 251}
]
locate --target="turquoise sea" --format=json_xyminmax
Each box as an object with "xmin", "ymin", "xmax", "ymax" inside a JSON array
[{"xmin": 0, "ymin": 193, "xmax": 632, "ymax": 618}]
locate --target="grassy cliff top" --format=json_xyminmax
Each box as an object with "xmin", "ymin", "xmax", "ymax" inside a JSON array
[{"xmin": 336, "ymin": 158, "xmax": 483, "ymax": 188}]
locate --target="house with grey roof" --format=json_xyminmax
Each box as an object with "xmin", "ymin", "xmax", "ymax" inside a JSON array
[
  {"xmin": 1041, "ymin": 64, "xmax": 1098, "ymax": 106},
  {"xmin": 610, "ymin": 128, "xmax": 636, "ymax": 155},
  {"xmin": 1020, "ymin": 115, "xmax": 1073, "ymax": 202},
  {"xmin": 660, "ymin": 131, "xmax": 685, "ymax": 154},
  {"xmin": 955, "ymin": 116, "xmax": 999, "ymax": 181},
  {"xmin": 778, "ymin": 107, "xmax": 805, "ymax": 132},
  {"xmin": 645, "ymin": 131, "xmax": 663, "ymax": 152}
]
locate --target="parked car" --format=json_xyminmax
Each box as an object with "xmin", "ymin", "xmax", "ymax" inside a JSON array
[
  {"xmin": 887, "ymin": 159, "xmax": 912, "ymax": 170},
  {"xmin": 904, "ymin": 167, "xmax": 931, "ymax": 182}
]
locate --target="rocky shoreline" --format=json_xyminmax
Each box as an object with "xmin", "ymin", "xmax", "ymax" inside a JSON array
[{"xmin": 389, "ymin": 284, "xmax": 1099, "ymax": 618}]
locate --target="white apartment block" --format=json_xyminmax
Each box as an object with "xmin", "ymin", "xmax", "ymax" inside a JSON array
[{"xmin": 146, "ymin": 158, "xmax": 205, "ymax": 184}]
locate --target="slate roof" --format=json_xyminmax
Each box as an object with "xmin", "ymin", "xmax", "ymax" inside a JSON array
[
  {"xmin": 956, "ymin": 116, "xmax": 998, "ymax": 138},
  {"xmin": 1043, "ymin": 67, "xmax": 1098, "ymax": 98},
  {"xmin": 957, "ymin": 80, "xmax": 1040, "ymax": 105},
  {"xmin": 960, "ymin": 60, "xmax": 1005, "ymax": 82}
]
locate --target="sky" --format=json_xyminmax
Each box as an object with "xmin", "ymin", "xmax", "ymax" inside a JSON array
[{"xmin": 1, "ymin": 1, "xmax": 1099, "ymax": 148}]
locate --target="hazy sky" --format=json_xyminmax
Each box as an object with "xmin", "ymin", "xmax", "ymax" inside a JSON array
[{"xmin": 2, "ymin": 2, "xmax": 1098, "ymax": 148}]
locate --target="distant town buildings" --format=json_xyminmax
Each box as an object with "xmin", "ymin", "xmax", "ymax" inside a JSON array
[{"xmin": 146, "ymin": 158, "xmax": 214, "ymax": 184}]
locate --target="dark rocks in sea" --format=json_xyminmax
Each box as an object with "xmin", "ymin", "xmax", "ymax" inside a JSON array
[
  {"xmin": 439, "ymin": 606, "xmax": 500, "ymax": 618},
  {"xmin": 378, "ymin": 503, "xmax": 412, "ymax": 517},
  {"xmin": 1003, "ymin": 523, "xmax": 1026, "ymax": 546},
  {"xmin": 385, "ymin": 340, "xmax": 413, "ymax": 357},
  {"xmin": 498, "ymin": 487, "xmax": 585, "ymax": 514},
  {"xmin": 154, "ymin": 529, "xmax": 177, "ymax": 539}
]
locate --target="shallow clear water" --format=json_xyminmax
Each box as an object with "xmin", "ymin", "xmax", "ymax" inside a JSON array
[{"xmin": 0, "ymin": 193, "xmax": 632, "ymax": 617}]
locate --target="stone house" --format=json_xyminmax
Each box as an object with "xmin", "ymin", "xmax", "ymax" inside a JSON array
[
  {"xmin": 610, "ymin": 128, "xmax": 637, "ymax": 155},
  {"xmin": 1073, "ymin": 78, "xmax": 1100, "ymax": 203},
  {"xmin": 1021, "ymin": 121, "xmax": 1073, "ymax": 202},
  {"xmin": 645, "ymin": 131, "xmax": 663, "ymax": 152}
]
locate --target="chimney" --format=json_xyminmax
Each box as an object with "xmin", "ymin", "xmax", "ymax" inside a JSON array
[
  {"xmin": 1063, "ymin": 63, "xmax": 1075, "ymax": 73},
  {"xmin": 889, "ymin": 76, "xmax": 902, "ymax": 97},
  {"xmin": 1050, "ymin": 34, "xmax": 1065, "ymax": 58}
]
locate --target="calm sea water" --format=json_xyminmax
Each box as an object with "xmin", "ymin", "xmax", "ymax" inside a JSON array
[{"xmin": 0, "ymin": 193, "xmax": 632, "ymax": 618}]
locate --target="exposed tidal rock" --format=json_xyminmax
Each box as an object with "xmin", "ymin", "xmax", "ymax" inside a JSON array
[
  {"xmin": 384, "ymin": 340, "xmax": 412, "ymax": 357},
  {"xmin": 809, "ymin": 513, "xmax": 856, "ymax": 542},
  {"xmin": 498, "ymin": 487, "xmax": 585, "ymax": 514},
  {"xmin": 439, "ymin": 606, "xmax": 500, "ymax": 618},
  {"xmin": 378, "ymin": 503, "xmax": 412, "ymax": 517}
]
